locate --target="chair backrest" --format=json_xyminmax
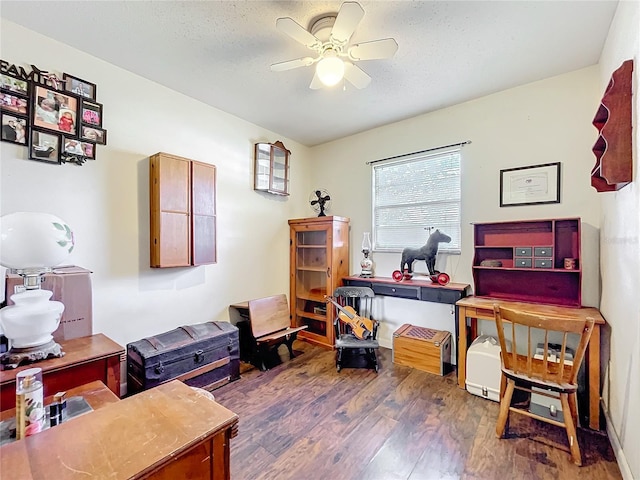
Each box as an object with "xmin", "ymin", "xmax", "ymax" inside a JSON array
[
  {"xmin": 248, "ymin": 294, "xmax": 290, "ymax": 338},
  {"xmin": 493, "ymin": 304, "xmax": 594, "ymax": 386},
  {"xmin": 332, "ymin": 286, "xmax": 375, "ymax": 319}
]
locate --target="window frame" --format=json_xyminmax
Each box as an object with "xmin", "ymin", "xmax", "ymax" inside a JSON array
[{"xmin": 371, "ymin": 147, "xmax": 462, "ymax": 255}]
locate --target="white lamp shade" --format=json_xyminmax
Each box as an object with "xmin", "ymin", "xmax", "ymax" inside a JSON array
[
  {"xmin": 316, "ymin": 55, "xmax": 345, "ymax": 87},
  {"xmin": 0, "ymin": 212, "xmax": 74, "ymax": 270}
]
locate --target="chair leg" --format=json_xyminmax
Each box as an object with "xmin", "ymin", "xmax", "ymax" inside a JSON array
[
  {"xmin": 560, "ymin": 393, "xmax": 582, "ymax": 466},
  {"xmin": 499, "ymin": 372, "xmax": 506, "ymax": 399},
  {"xmin": 336, "ymin": 348, "xmax": 343, "ymax": 372},
  {"xmin": 496, "ymin": 379, "xmax": 515, "ymax": 438},
  {"xmin": 568, "ymin": 392, "xmax": 579, "ymax": 428}
]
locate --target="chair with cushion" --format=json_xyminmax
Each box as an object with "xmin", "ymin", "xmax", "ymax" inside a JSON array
[
  {"xmin": 332, "ymin": 286, "xmax": 379, "ymax": 372},
  {"xmin": 493, "ymin": 304, "xmax": 595, "ymax": 466}
]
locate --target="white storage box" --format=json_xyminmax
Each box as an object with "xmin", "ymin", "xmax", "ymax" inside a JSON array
[{"xmin": 466, "ymin": 335, "xmax": 507, "ymax": 402}]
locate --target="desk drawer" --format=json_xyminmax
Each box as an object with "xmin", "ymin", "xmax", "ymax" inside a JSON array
[
  {"xmin": 534, "ymin": 247, "xmax": 553, "ymax": 257},
  {"xmin": 534, "ymin": 258, "xmax": 553, "ymax": 269},
  {"xmin": 515, "ymin": 247, "xmax": 532, "ymax": 257},
  {"xmin": 514, "ymin": 258, "xmax": 532, "ymax": 268},
  {"xmin": 372, "ymin": 284, "xmax": 420, "ymax": 300}
]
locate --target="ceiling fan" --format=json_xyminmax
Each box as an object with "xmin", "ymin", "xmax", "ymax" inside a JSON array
[{"xmin": 270, "ymin": 1, "xmax": 398, "ymax": 90}]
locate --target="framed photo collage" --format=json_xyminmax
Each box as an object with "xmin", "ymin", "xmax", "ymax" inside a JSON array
[{"xmin": 1, "ymin": 71, "xmax": 106, "ymax": 165}]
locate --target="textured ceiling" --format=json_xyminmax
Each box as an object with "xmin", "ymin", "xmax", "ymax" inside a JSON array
[{"xmin": 0, "ymin": 1, "xmax": 617, "ymax": 146}]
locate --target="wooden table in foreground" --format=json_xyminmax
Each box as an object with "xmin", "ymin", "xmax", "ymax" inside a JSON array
[
  {"xmin": 0, "ymin": 380, "xmax": 239, "ymax": 480},
  {"xmin": 456, "ymin": 296, "xmax": 605, "ymax": 430},
  {"xmin": 0, "ymin": 333, "xmax": 124, "ymax": 410}
]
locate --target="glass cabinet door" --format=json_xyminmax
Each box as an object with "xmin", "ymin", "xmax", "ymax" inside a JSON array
[
  {"xmin": 293, "ymin": 228, "xmax": 329, "ymax": 338},
  {"xmin": 254, "ymin": 141, "xmax": 289, "ymax": 196}
]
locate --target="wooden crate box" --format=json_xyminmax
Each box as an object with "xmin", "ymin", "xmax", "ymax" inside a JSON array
[{"xmin": 392, "ymin": 324, "xmax": 452, "ymax": 376}]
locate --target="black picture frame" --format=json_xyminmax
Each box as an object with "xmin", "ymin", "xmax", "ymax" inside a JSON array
[
  {"xmin": 1, "ymin": 91, "xmax": 29, "ymax": 116},
  {"xmin": 500, "ymin": 162, "xmax": 561, "ymax": 207},
  {"xmin": 28, "ymin": 128, "xmax": 61, "ymax": 164},
  {"xmin": 1, "ymin": 112, "xmax": 28, "ymax": 145},
  {"xmin": 81, "ymin": 99, "xmax": 103, "ymax": 127},
  {"xmin": 63, "ymin": 73, "xmax": 96, "ymax": 100},
  {"xmin": 63, "ymin": 136, "xmax": 96, "ymax": 159},
  {"xmin": 80, "ymin": 125, "xmax": 107, "ymax": 145},
  {"xmin": 32, "ymin": 85, "xmax": 80, "ymax": 137},
  {"xmin": 0, "ymin": 72, "xmax": 30, "ymax": 97}
]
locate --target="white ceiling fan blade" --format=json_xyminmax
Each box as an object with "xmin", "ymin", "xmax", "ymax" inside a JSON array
[
  {"xmin": 271, "ymin": 57, "xmax": 315, "ymax": 72},
  {"xmin": 349, "ymin": 38, "xmax": 398, "ymax": 61},
  {"xmin": 330, "ymin": 2, "xmax": 365, "ymax": 44},
  {"xmin": 309, "ymin": 72, "xmax": 324, "ymax": 90},
  {"xmin": 276, "ymin": 17, "xmax": 321, "ymax": 49},
  {"xmin": 344, "ymin": 62, "xmax": 371, "ymax": 89}
]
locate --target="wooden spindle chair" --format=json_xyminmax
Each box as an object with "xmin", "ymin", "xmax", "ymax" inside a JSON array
[{"xmin": 493, "ymin": 304, "xmax": 595, "ymax": 466}]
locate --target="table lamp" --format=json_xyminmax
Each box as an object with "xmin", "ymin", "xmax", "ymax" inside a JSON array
[
  {"xmin": 0, "ymin": 212, "xmax": 74, "ymax": 368},
  {"xmin": 360, "ymin": 232, "xmax": 374, "ymax": 277}
]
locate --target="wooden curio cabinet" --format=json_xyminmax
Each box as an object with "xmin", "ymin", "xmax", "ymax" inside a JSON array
[
  {"xmin": 254, "ymin": 141, "xmax": 290, "ymax": 196},
  {"xmin": 150, "ymin": 152, "xmax": 216, "ymax": 267},
  {"xmin": 289, "ymin": 216, "xmax": 350, "ymax": 348}
]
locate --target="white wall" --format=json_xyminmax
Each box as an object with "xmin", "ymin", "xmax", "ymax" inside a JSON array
[
  {"xmin": 0, "ymin": 20, "xmax": 313, "ymax": 349},
  {"xmin": 310, "ymin": 67, "xmax": 603, "ymax": 351},
  {"xmin": 597, "ymin": 2, "xmax": 640, "ymax": 479}
]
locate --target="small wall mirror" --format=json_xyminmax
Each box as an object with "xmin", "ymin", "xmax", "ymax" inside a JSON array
[{"xmin": 254, "ymin": 141, "xmax": 290, "ymax": 196}]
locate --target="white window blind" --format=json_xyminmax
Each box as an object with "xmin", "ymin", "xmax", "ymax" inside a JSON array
[{"xmin": 372, "ymin": 147, "xmax": 461, "ymax": 253}]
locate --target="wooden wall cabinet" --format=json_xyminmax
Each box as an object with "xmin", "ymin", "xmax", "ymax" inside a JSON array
[
  {"xmin": 591, "ymin": 59, "xmax": 633, "ymax": 192},
  {"xmin": 150, "ymin": 153, "xmax": 216, "ymax": 268},
  {"xmin": 289, "ymin": 216, "xmax": 350, "ymax": 348},
  {"xmin": 472, "ymin": 218, "xmax": 581, "ymax": 307},
  {"xmin": 254, "ymin": 141, "xmax": 290, "ymax": 196}
]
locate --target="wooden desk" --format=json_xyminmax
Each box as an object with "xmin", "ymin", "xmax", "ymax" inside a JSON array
[
  {"xmin": 456, "ymin": 296, "xmax": 605, "ymax": 430},
  {"xmin": 0, "ymin": 380, "xmax": 238, "ymax": 479},
  {"xmin": 0, "ymin": 334, "xmax": 124, "ymax": 410},
  {"xmin": 343, "ymin": 275, "xmax": 471, "ymax": 305}
]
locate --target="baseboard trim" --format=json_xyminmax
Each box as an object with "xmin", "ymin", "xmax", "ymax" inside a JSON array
[{"xmin": 604, "ymin": 404, "xmax": 634, "ymax": 480}]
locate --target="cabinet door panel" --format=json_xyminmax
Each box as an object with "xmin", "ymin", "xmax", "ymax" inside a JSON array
[
  {"xmin": 158, "ymin": 156, "xmax": 190, "ymax": 212},
  {"xmin": 159, "ymin": 212, "xmax": 190, "ymax": 266},
  {"xmin": 193, "ymin": 215, "xmax": 216, "ymax": 265}
]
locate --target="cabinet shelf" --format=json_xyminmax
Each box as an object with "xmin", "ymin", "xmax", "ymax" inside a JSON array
[
  {"xmin": 473, "ymin": 218, "xmax": 581, "ymax": 306},
  {"xmin": 296, "ymin": 266, "xmax": 328, "ymax": 272}
]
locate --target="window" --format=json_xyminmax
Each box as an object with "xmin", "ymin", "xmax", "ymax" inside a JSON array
[{"xmin": 372, "ymin": 147, "xmax": 461, "ymax": 253}]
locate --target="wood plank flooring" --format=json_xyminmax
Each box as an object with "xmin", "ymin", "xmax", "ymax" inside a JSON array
[{"xmin": 213, "ymin": 342, "xmax": 622, "ymax": 480}]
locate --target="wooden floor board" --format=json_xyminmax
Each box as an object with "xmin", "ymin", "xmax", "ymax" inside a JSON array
[{"xmin": 213, "ymin": 342, "xmax": 622, "ymax": 480}]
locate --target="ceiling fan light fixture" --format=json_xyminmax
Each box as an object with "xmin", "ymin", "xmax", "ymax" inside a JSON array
[{"xmin": 316, "ymin": 53, "xmax": 345, "ymax": 87}]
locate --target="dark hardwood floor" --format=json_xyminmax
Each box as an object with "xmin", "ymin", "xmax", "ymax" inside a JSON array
[{"xmin": 213, "ymin": 342, "xmax": 622, "ymax": 480}]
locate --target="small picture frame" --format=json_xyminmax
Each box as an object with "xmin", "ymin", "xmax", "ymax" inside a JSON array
[
  {"xmin": 500, "ymin": 162, "xmax": 561, "ymax": 207},
  {"xmin": 29, "ymin": 128, "xmax": 61, "ymax": 164},
  {"xmin": 32, "ymin": 85, "xmax": 79, "ymax": 136},
  {"xmin": 1, "ymin": 112, "xmax": 28, "ymax": 145},
  {"xmin": 81, "ymin": 99, "xmax": 103, "ymax": 127},
  {"xmin": 63, "ymin": 137, "xmax": 95, "ymax": 159},
  {"xmin": 0, "ymin": 73, "xmax": 29, "ymax": 97},
  {"xmin": 1, "ymin": 92, "xmax": 29, "ymax": 115},
  {"xmin": 80, "ymin": 125, "xmax": 107, "ymax": 145},
  {"xmin": 63, "ymin": 73, "xmax": 96, "ymax": 100}
]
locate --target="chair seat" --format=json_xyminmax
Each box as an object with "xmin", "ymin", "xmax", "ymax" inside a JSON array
[
  {"xmin": 335, "ymin": 333, "xmax": 379, "ymax": 349},
  {"xmin": 502, "ymin": 368, "xmax": 578, "ymax": 394}
]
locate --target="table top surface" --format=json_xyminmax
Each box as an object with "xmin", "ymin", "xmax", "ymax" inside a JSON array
[
  {"xmin": 0, "ymin": 380, "xmax": 118, "ymax": 422},
  {"xmin": 456, "ymin": 296, "xmax": 605, "ymax": 324},
  {"xmin": 0, "ymin": 380, "xmax": 238, "ymax": 479},
  {"xmin": 343, "ymin": 275, "xmax": 471, "ymax": 291},
  {"xmin": 0, "ymin": 334, "xmax": 125, "ymax": 384}
]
